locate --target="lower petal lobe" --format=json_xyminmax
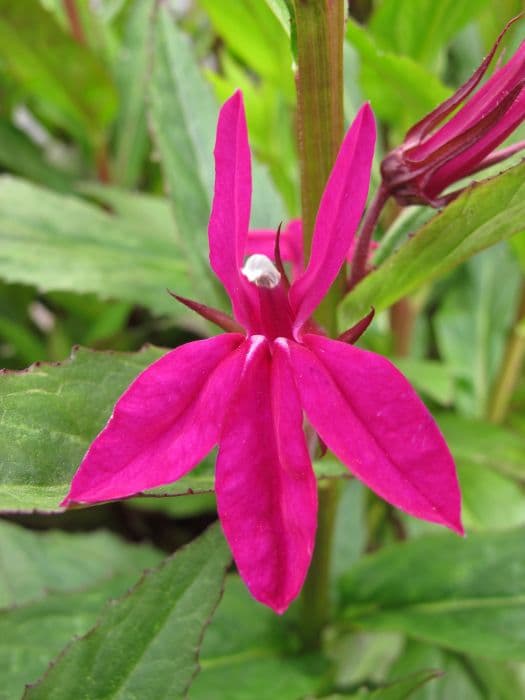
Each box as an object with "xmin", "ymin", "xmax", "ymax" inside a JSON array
[
  {"xmin": 216, "ymin": 336, "xmax": 317, "ymax": 613},
  {"xmin": 288, "ymin": 335, "xmax": 463, "ymax": 534},
  {"xmin": 63, "ymin": 334, "xmax": 246, "ymax": 505}
]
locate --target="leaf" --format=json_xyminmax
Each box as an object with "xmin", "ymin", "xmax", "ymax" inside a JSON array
[
  {"xmin": 389, "ymin": 640, "xmax": 525, "ymax": 700},
  {"xmin": 340, "ymin": 528, "xmax": 525, "ymax": 660},
  {"xmin": 369, "ymin": 0, "xmax": 489, "ymax": 68},
  {"xmin": 0, "ymin": 1, "xmax": 116, "ymax": 145},
  {"xmin": 392, "ymin": 359, "xmax": 454, "ymax": 406},
  {"xmin": 0, "ymin": 345, "xmax": 345, "ymax": 513},
  {"xmin": 112, "ymin": 0, "xmax": 155, "ymax": 186},
  {"xmin": 433, "ymin": 245, "xmax": 521, "ymax": 417},
  {"xmin": 437, "ymin": 413, "xmax": 525, "ymax": 481},
  {"xmin": 0, "ymin": 119, "xmax": 72, "ymax": 192},
  {"xmin": 198, "ymin": 0, "xmax": 294, "ymax": 96},
  {"xmin": 149, "ymin": 7, "xmax": 285, "ymax": 306},
  {"xmin": 0, "ymin": 521, "xmax": 161, "ymax": 700},
  {"xmin": 189, "ymin": 575, "xmax": 327, "ymax": 699},
  {"xmin": 0, "ymin": 176, "xmax": 196, "ymax": 318},
  {"xmin": 24, "ymin": 523, "xmax": 230, "ymax": 700},
  {"xmin": 262, "ymin": 0, "xmax": 291, "ymax": 37},
  {"xmin": 346, "ymin": 20, "xmax": 450, "ymax": 131},
  {"xmin": 0, "ymin": 519, "xmax": 160, "ymax": 608},
  {"xmin": 340, "ymin": 161, "xmax": 525, "ymax": 328}
]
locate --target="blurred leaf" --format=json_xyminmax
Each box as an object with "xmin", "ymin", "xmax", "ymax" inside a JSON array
[
  {"xmin": 0, "ymin": 345, "xmax": 164, "ymax": 512},
  {"xmin": 198, "ymin": 0, "xmax": 294, "ymax": 96},
  {"xmin": 112, "ymin": 0, "xmax": 154, "ymax": 186},
  {"xmin": 0, "ymin": 1, "xmax": 116, "ymax": 146},
  {"xmin": 511, "ymin": 231, "xmax": 525, "ymax": 272},
  {"xmin": 340, "ymin": 161, "xmax": 525, "ymax": 328},
  {"xmin": 340, "ymin": 528, "xmax": 525, "ymax": 660},
  {"xmin": 149, "ymin": 8, "xmax": 285, "ymax": 306},
  {"xmin": 189, "ymin": 575, "xmax": 326, "ymax": 699},
  {"xmin": 0, "ymin": 120, "xmax": 72, "ymax": 192},
  {"xmin": 392, "ymin": 359, "xmax": 454, "ymax": 406},
  {"xmin": 369, "ymin": 0, "xmax": 489, "ymax": 69},
  {"xmin": 353, "ymin": 670, "xmax": 441, "ymax": 698},
  {"xmin": 0, "ymin": 519, "xmax": 159, "ymax": 608},
  {"xmin": 0, "ymin": 315, "xmax": 46, "ymax": 366},
  {"xmin": 434, "ymin": 245, "xmax": 521, "ymax": 417},
  {"xmin": 332, "ymin": 480, "xmax": 367, "ymax": 584},
  {"xmin": 149, "ymin": 6, "xmax": 221, "ymax": 306},
  {"xmin": 24, "ymin": 524, "xmax": 230, "ymax": 700},
  {"xmin": 0, "ymin": 521, "xmax": 161, "ymax": 700},
  {"xmin": 458, "ymin": 462, "xmax": 525, "ymax": 532},
  {"xmin": 389, "ymin": 639, "xmax": 525, "ymax": 700},
  {"xmin": 0, "ymin": 177, "xmax": 196, "ymax": 319},
  {"xmin": 438, "ymin": 413, "xmax": 525, "ymax": 480},
  {"xmin": 346, "ymin": 20, "xmax": 450, "ymax": 131},
  {"xmin": 263, "ymin": 0, "xmax": 291, "ymax": 36}
]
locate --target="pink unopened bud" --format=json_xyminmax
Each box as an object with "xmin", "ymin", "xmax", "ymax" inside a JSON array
[{"xmin": 381, "ymin": 17, "xmax": 525, "ymax": 208}]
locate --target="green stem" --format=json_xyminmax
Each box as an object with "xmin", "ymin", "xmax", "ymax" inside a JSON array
[
  {"xmin": 293, "ymin": 0, "xmax": 345, "ymax": 650},
  {"xmin": 294, "ymin": 0, "xmax": 345, "ymax": 336},
  {"xmin": 299, "ymin": 479, "xmax": 341, "ymax": 650},
  {"xmin": 487, "ymin": 281, "xmax": 525, "ymax": 424}
]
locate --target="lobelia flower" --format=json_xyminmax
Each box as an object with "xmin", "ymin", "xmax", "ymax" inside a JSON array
[
  {"xmin": 381, "ymin": 19, "xmax": 525, "ymax": 207},
  {"xmin": 62, "ymin": 91, "xmax": 463, "ymax": 613}
]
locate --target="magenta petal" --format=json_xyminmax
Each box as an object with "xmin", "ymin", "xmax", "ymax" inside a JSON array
[
  {"xmin": 216, "ymin": 336, "xmax": 317, "ymax": 613},
  {"xmin": 290, "ymin": 104, "xmax": 376, "ymax": 335},
  {"xmin": 288, "ymin": 335, "xmax": 463, "ymax": 534},
  {"xmin": 62, "ymin": 334, "xmax": 246, "ymax": 505},
  {"xmin": 208, "ymin": 90, "xmax": 253, "ymax": 327}
]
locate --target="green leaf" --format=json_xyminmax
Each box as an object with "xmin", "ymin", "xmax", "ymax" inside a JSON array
[
  {"xmin": 0, "ymin": 1, "xmax": 116, "ymax": 145},
  {"xmin": 0, "ymin": 119, "xmax": 72, "ymax": 192},
  {"xmin": 24, "ymin": 523, "xmax": 230, "ymax": 700},
  {"xmin": 433, "ymin": 245, "xmax": 521, "ymax": 417},
  {"xmin": 0, "ymin": 345, "xmax": 344, "ymax": 513},
  {"xmin": 437, "ymin": 413, "xmax": 525, "ymax": 481},
  {"xmin": 112, "ymin": 0, "xmax": 155, "ymax": 186},
  {"xmin": 149, "ymin": 7, "xmax": 285, "ymax": 306},
  {"xmin": 0, "ymin": 177, "xmax": 196, "ymax": 318},
  {"xmin": 189, "ymin": 575, "xmax": 327, "ymax": 699},
  {"xmin": 340, "ymin": 528, "xmax": 525, "ymax": 660},
  {"xmin": 198, "ymin": 0, "xmax": 293, "ymax": 95},
  {"xmin": 262, "ymin": 0, "xmax": 291, "ymax": 37},
  {"xmin": 346, "ymin": 20, "xmax": 450, "ymax": 131},
  {"xmin": 340, "ymin": 161, "xmax": 525, "ymax": 328},
  {"xmin": 369, "ymin": 0, "xmax": 489, "ymax": 68},
  {"xmin": 0, "ymin": 518, "xmax": 160, "ymax": 609},
  {"xmin": 0, "ymin": 521, "xmax": 161, "ymax": 700},
  {"xmin": 392, "ymin": 359, "xmax": 454, "ymax": 406}
]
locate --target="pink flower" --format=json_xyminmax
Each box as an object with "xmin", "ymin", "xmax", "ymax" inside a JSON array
[
  {"xmin": 62, "ymin": 92, "xmax": 462, "ymax": 613},
  {"xmin": 381, "ymin": 20, "xmax": 525, "ymax": 207}
]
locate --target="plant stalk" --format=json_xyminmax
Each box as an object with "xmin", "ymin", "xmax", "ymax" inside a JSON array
[
  {"xmin": 293, "ymin": 0, "xmax": 345, "ymax": 650},
  {"xmin": 487, "ymin": 281, "xmax": 525, "ymax": 424},
  {"xmin": 294, "ymin": 0, "xmax": 345, "ymax": 336}
]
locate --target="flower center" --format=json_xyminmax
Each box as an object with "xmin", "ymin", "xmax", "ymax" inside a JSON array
[{"xmin": 241, "ymin": 254, "xmax": 281, "ymax": 289}]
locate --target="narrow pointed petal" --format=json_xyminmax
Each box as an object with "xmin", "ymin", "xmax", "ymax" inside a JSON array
[
  {"xmin": 247, "ymin": 219, "xmax": 304, "ymax": 280},
  {"xmin": 62, "ymin": 334, "xmax": 246, "ymax": 505},
  {"xmin": 287, "ymin": 335, "xmax": 463, "ymax": 534},
  {"xmin": 208, "ymin": 91, "xmax": 253, "ymax": 326},
  {"xmin": 290, "ymin": 104, "xmax": 376, "ymax": 335},
  {"xmin": 168, "ymin": 291, "xmax": 245, "ymax": 333},
  {"xmin": 216, "ymin": 336, "xmax": 317, "ymax": 613}
]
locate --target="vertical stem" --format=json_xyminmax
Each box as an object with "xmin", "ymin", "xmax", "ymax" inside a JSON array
[
  {"xmin": 487, "ymin": 281, "xmax": 525, "ymax": 424},
  {"xmin": 294, "ymin": 0, "xmax": 345, "ymax": 336},
  {"xmin": 63, "ymin": 0, "xmax": 85, "ymax": 44},
  {"xmin": 390, "ymin": 298, "xmax": 417, "ymax": 357},
  {"xmin": 293, "ymin": 0, "xmax": 344, "ymax": 650},
  {"xmin": 299, "ymin": 479, "xmax": 341, "ymax": 650}
]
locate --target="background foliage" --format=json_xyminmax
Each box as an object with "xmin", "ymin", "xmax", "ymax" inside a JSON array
[{"xmin": 0, "ymin": 1, "xmax": 524, "ymax": 698}]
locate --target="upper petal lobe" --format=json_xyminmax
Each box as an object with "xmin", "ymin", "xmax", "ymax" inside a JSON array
[
  {"xmin": 287, "ymin": 335, "xmax": 463, "ymax": 534},
  {"xmin": 215, "ymin": 336, "xmax": 317, "ymax": 613},
  {"xmin": 62, "ymin": 333, "xmax": 246, "ymax": 505}
]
